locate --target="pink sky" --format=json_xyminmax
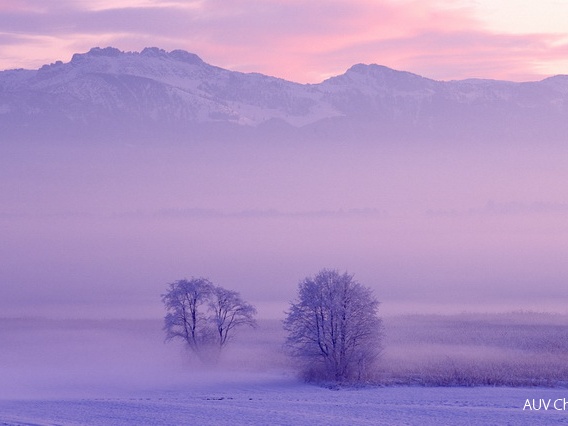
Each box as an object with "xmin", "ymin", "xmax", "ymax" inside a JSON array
[{"xmin": 1, "ymin": 0, "xmax": 568, "ymax": 82}]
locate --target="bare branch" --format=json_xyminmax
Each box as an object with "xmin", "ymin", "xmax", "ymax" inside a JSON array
[{"xmin": 162, "ymin": 277, "xmax": 257, "ymax": 362}]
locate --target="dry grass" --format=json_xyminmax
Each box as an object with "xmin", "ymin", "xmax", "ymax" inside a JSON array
[{"xmin": 377, "ymin": 312, "xmax": 568, "ymax": 387}]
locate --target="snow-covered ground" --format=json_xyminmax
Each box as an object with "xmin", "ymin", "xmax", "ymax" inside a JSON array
[
  {"xmin": 2, "ymin": 375, "xmax": 568, "ymax": 425},
  {"xmin": 2, "ymin": 316, "xmax": 568, "ymax": 425}
]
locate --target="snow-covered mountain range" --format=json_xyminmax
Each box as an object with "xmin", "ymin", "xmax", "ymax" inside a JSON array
[{"xmin": 2, "ymin": 46, "xmax": 568, "ymax": 142}]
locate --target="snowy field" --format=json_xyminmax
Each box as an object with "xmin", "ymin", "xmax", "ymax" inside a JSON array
[
  {"xmin": 3, "ymin": 378, "xmax": 568, "ymax": 425},
  {"xmin": 2, "ymin": 316, "xmax": 568, "ymax": 425}
]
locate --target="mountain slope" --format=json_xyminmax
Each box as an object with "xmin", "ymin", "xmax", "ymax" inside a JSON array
[{"xmin": 1, "ymin": 46, "xmax": 568, "ymax": 142}]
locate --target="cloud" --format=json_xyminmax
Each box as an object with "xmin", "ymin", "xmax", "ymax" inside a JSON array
[
  {"xmin": 332, "ymin": 29, "xmax": 568, "ymax": 81},
  {"xmin": 0, "ymin": 0, "xmax": 567, "ymax": 82}
]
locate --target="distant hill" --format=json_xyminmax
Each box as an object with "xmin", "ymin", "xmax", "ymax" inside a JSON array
[{"xmin": 2, "ymin": 46, "xmax": 568, "ymax": 143}]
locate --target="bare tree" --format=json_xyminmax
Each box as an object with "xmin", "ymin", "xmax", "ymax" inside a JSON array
[
  {"xmin": 210, "ymin": 286, "xmax": 257, "ymax": 348},
  {"xmin": 162, "ymin": 278, "xmax": 256, "ymax": 361},
  {"xmin": 162, "ymin": 278, "xmax": 214, "ymax": 353},
  {"xmin": 283, "ymin": 269, "xmax": 383, "ymax": 382}
]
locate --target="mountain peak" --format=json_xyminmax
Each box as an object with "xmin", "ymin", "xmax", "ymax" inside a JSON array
[
  {"xmin": 345, "ymin": 63, "xmax": 431, "ymax": 83},
  {"xmin": 323, "ymin": 63, "xmax": 434, "ymax": 92},
  {"xmin": 346, "ymin": 63, "xmax": 394, "ymax": 74},
  {"xmin": 71, "ymin": 46, "xmax": 122, "ymax": 62},
  {"xmin": 139, "ymin": 47, "xmax": 204, "ymax": 64},
  {"xmin": 168, "ymin": 49, "xmax": 204, "ymax": 65},
  {"xmin": 69, "ymin": 47, "xmax": 204, "ymax": 66},
  {"xmin": 140, "ymin": 47, "xmax": 170, "ymax": 59}
]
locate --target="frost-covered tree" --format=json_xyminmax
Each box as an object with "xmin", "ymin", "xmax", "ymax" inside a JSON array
[
  {"xmin": 283, "ymin": 269, "xmax": 383, "ymax": 382},
  {"xmin": 162, "ymin": 278, "xmax": 215, "ymax": 353},
  {"xmin": 210, "ymin": 286, "xmax": 257, "ymax": 348},
  {"xmin": 162, "ymin": 278, "xmax": 256, "ymax": 360}
]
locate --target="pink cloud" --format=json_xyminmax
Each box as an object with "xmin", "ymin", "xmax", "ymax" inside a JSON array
[
  {"xmin": 149, "ymin": 0, "xmax": 484, "ymax": 80},
  {"xmin": 0, "ymin": 1, "xmax": 39, "ymax": 12},
  {"xmin": 155, "ymin": 0, "xmax": 568, "ymax": 82},
  {"xmin": 0, "ymin": 0, "xmax": 567, "ymax": 82},
  {"xmin": 320, "ymin": 29, "xmax": 568, "ymax": 82}
]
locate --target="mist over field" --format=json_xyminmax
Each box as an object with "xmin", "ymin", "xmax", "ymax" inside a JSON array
[
  {"xmin": 0, "ymin": 318, "xmax": 289, "ymax": 400},
  {"xmin": 2, "ymin": 136, "xmax": 568, "ymax": 318},
  {"xmin": 3, "ymin": 313, "xmax": 568, "ymax": 399}
]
